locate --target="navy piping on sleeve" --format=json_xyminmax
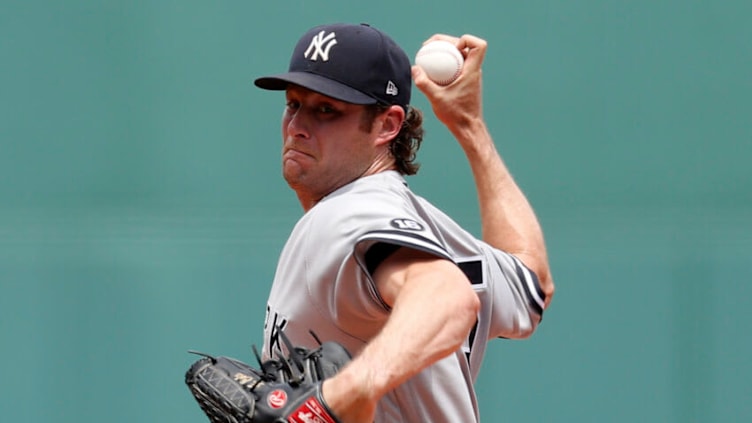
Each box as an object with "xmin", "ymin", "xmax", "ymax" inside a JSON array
[{"xmin": 510, "ymin": 256, "xmax": 546, "ymax": 315}]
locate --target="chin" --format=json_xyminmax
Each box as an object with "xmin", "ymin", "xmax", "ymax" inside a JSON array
[{"xmin": 282, "ymin": 167, "xmax": 309, "ymax": 191}]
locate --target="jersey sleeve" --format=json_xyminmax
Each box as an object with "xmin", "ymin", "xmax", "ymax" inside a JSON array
[
  {"xmin": 353, "ymin": 218, "xmax": 453, "ymax": 265},
  {"xmin": 299, "ymin": 190, "xmax": 454, "ymax": 343},
  {"xmin": 478, "ymin": 241, "xmax": 547, "ymax": 340},
  {"xmin": 327, "ymin": 181, "xmax": 455, "ymax": 279},
  {"xmin": 349, "ymin": 209, "xmax": 455, "ymax": 307}
]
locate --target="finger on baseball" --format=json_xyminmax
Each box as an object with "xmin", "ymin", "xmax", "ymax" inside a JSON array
[
  {"xmin": 421, "ymin": 34, "xmax": 463, "ymax": 59},
  {"xmin": 412, "ymin": 65, "xmax": 436, "ymax": 92},
  {"xmin": 455, "ymin": 34, "xmax": 487, "ymax": 70},
  {"xmin": 422, "ymin": 34, "xmax": 485, "ymax": 53},
  {"xmin": 412, "ymin": 65, "xmax": 445, "ymax": 98}
]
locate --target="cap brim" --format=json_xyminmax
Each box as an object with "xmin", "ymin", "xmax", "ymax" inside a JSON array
[{"xmin": 254, "ymin": 72, "xmax": 378, "ymax": 105}]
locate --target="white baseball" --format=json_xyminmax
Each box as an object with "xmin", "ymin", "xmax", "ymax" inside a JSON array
[{"xmin": 414, "ymin": 40, "xmax": 464, "ymax": 86}]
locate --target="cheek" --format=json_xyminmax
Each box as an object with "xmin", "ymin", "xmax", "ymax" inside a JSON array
[
  {"xmin": 281, "ymin": 114, "xmax": 291, "ymax": 137},
  {"xmin": 326, "ymin": 138, "xmax": 368, "ymax": 168}
]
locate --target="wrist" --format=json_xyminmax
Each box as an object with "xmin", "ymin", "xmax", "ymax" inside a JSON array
[
  {"xmin": 448, "ymin": 118, "xmax": 492, "ymax": 153},
  {"xmin": 321, "ymin": 370, "xmax": 378, "ymax": 423},
  {"xmin": 286, "ymin": 383, "xmax": 341, "ymax": 423}
]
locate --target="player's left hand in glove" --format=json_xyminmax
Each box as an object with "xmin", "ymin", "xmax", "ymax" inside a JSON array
[{"xmin": 185, "ymin": 331, "xmax": 351, "ymax": 423}]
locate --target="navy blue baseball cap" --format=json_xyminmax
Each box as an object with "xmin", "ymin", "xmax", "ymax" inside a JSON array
[{"xmin": 254, "ymin": 23, "xmax": 412, "ymax": 110}]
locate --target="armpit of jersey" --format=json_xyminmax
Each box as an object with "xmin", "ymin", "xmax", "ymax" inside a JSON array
[{"xmin": 352, "ymin": 229, "xmax": 453, "ymax": 308}]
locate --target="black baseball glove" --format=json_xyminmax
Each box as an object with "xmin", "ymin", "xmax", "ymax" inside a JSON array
[{"xmin": 185, "ymin": 331, "xmax": 351, "ymax": 423}]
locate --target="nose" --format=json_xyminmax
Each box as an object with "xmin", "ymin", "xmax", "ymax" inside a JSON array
[{"xmin": 283, "ymin": 108, "xmax": 309, "ymax": 139}]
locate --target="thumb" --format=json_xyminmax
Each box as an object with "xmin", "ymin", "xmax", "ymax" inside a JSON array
[{"xmin": 411, "ymin": 65, "xmax": 438, "ymax": 97}]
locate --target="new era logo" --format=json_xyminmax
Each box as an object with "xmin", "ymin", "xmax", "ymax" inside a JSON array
[
  {"xmin": 304, "ymin": 30, "xmax": 338, "ymax": 62},
  {"xmin": 386, "ymin": 80, "xmax": 398, "ymax": 96}
]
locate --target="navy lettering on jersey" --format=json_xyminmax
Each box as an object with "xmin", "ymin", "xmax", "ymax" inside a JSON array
[{"xmin": 264, "ymin": 306, "xmax": 288, "ymax": 357}]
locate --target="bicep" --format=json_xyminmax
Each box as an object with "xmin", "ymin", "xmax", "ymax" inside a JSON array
[{"xmin": 372, "ymin": 247, "xmax": 470, "ymax": 308}]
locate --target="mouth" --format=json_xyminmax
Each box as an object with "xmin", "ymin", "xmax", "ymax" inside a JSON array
[{"xmin": 283, "ymin": 147, "xmax": 314, "ymax": 162}]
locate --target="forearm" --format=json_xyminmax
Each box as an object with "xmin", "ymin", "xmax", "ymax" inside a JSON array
[
  {"xmin": 414, "ymin": 33, "xmax": 554, "ymax": 304},
  {"xmin": 451, "ymin": 118, "xmax": 553, "ymax": 302},
  {"xmin": 322, "ymin": 258, "xmax": 479, "ymax": 422},
  {"xmin": 357, "ymin": 267, "xmax": 476, "ymax": 390}
]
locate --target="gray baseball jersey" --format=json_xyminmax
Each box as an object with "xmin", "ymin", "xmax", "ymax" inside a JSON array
[{"xmin": 263, "ymin": 170, "xmax": 546, "ymax": 422}]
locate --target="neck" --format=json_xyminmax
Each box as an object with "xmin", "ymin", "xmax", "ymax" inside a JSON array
[
  {"xmin": 362, "ymin": 149, "xmax": 397, "ymax": 178},
  {"xmin": 295, "ymin": 151, "xmax": 398, "ymax": 212}
]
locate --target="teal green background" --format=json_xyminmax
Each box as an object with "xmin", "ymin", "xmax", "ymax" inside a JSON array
[{"xmin": 2, "ymin": 1, "xmax": 750, "ymax": 422}]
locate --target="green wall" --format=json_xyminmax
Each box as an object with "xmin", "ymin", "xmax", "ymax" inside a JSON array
[{"xmin": 2, "ymin": 1, "xmax": 750, "ymax": 421}]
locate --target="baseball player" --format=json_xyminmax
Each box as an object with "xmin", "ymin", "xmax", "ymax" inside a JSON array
[{"xmin": 253, "ymin": 23, "xmax": 554, "ymax": 422}]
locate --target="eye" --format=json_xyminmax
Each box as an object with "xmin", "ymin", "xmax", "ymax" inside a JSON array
[{"xmin": 285, "ymin": 99, "xmax": 301, "ymax": 111}]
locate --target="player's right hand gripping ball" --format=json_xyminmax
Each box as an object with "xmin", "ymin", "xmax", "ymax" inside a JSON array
[
  {"xmin": 414, "ymin": 40, "xmax": 464, "ymax": 86},
  {"xmin": 185, "ymin": 332, "xmax": 351, "ymax": 423}
]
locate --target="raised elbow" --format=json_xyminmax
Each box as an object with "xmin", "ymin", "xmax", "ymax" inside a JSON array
[
  {"xmin": 513, "ymin": 252, "xmax": 554, "ymax": 310},
  {"xmin": 539, "ymin": 271, "xmax": 555, "ymax": 310}
]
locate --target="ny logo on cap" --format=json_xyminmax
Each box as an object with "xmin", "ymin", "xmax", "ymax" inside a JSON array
[{"xmin": 304, "ymin": 31, "xmax": 338, "ymax": 62}]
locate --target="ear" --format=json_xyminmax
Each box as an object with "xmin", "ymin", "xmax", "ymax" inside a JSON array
[{"xmin": 374, "ymin": 105, "xmax": 406, "ymax": 147}]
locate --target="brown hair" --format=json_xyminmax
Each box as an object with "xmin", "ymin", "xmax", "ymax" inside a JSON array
[{"xmin": 361, "ymin": 104, "xmax": 425, "ymax": 175}]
